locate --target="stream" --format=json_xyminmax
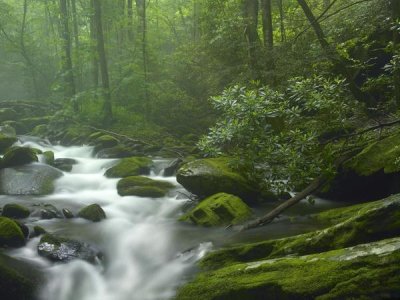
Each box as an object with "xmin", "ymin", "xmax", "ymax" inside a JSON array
[{"xmin": 2, "ymin": 136, "xmax": 347, "ymax": 300}]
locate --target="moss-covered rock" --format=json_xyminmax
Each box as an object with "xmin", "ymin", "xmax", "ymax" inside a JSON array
[
  {"xmin": 59, "ymin": 125, "xmax": 92, "ymax": 146},
  {"xmin": 201, "ymin": 194, "xmax": 400, "ymax": 270},
  {"xmin": 117, "ymin": 176, "xmax": 174, "ymax": 197},
  {"xmin": 1, "ymin": 147, "xmax": 38, "ymax": 168},
  {"xmin": 96, "ymin": 145, "xmax": 137, "ymax": 159},
  {"xmin": 0, "ymin": 217, "xmax": 25, "ymax": 247},
  {"xmin": 0, "ymin": 108, "xmax": 17, "ymax": 122},
  {"xmin": 37, "ymin": 233, "xmax": 100, "ymax": 263},
  {"xmin": 0, "ymin": 133, "xmax": 17, "ymax": 154},
  {"xmin": 53, "ymin": 158, "xmax": 77, "ymax": 172},
  {"xmin": 19, "ymin": 116, "xmax": 51, "ymax": 132},
  {"xmin": 180, "ymin": 193, "xmax": 252, "ymax": 227},
  {"xmin": 104, "ymin": 157, "xmax": 152, "ymax": 178},
  {"xmin": 93, "ymin": 135, "xmax": 119, "ymax": 152},
  {"xmin": 41, "ymin": 151, "xmax": 55, "ymax": 166},
  {"xmin": 176, "ymin": 158, "xmax": 259, "ymax": 203},
  {"xmin": 2, "ymin": 204, "xmax": 30, "ymax": 219},
  {"xmin": 0, "ymin": 253, "xmax": 43, "ymax": 300},
  {"xmin": 78, "ymin": 204, "xmax": 106, "ymax": 222},
  {"xmin": 176, "ymin": 237, "xmax": 400, "ymax": 300}
]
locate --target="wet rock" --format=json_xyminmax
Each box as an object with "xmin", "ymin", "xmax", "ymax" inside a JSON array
[
  {"xmin": 31, "ymin": 124, "xmax": 48, "ymax": 137},
  {"xmin": 37, "ymin": 233, "xmax": 100, "ymax": 263},
  {"xmin": 0, "ymin": 124, "xmax": 16, "ymax": 137},
  {"xmin": 2, "ymin": 204, "xmax": 30, "ymax": 219},
  {"xmin": 53, "ymin": 158, "xmax": 78, "ymax": 172},
  {"xmin": 93, "ymin": 135, "xmax": 119, "ymax": 152},
  {"xmin": 0, "ymin": 164, "xmax": 63, "ymax": 195},
  {"xmin": 78, "ymin": 204, "xmax": 106, "ymax": 222},
  {"xmin": 0, "ymin": 133, "xmax": 17, "ymax": 154},
  {"xmin": 0, "ymin": 217, "xmax": 25, "ymax": 248},
  {"xmin": 163, "ymin": 158, "xmax": 183, "ymax": 177},
  {"xmin": 176, "ymin": 158, "xmax": 260, "ymax": 203},
  {"xmin": 1, "ymin": 146, "xmax": 38, "ymax": 168},
  {"xmin": 104, "ymin": 156, "xmax": 152, "ymax": 178},
  {"xmin": 41, "ymin": 151, "xmax": 55, "ymax": 166},
  {"xmin": 0, "ymin": 253, "xmax": 43, "ymax": 299},
  {"xmin": 0, "ymin": 108, "xmax": 17, "ymax": 122},
  {"xmin": 62, "ymin": 208, "xmax": 74, "ymax": 219},
  {"xmin": 96, "ymin": 145, "xmax": 137, "ymax": 159},
  {"xmin": 32, "ymin": 226, "xmax": 46, "ymax": 237},
  {"xmin": 14, "ymin": 221, "xmax": 29, "ymax": 239},
  {"xmin": 117, "ymin": 176, "xmax": 174, "ymax": 198},
  {"xmin": 19, "ymin": 116, "xmax": 51, "ymax": 132},
  {"xmin": 179, "ymin": 193, "xmax": 252, "ymax": 227}
]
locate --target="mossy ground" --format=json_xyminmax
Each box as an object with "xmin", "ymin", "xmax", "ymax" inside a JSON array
[
  {"xmin": 176, "ymin": 238, "xmax": 400, "ymax": 300},
  {"xmin": 200, "ymin": 194, "xmax": 400, "ymax": 270},
  {"xmin": 104, "ymin": 157, "xmax": 152, "ymax": 178},
  {"xmin": 180, "ymin": 193, "xmax": 252, "ymax": 226}
]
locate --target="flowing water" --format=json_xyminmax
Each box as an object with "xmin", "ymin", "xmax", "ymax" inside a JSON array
[{"xmin": 3, "ymin": 136, "xmax": 347, "ymax": 300}]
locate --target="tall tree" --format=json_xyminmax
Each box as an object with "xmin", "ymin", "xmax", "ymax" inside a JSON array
[
  {"xmin": 243, "ymin": 0, "xmax": 260, "ymax": 78},
  {"xmin": 93, "ymin": 0, "xmax": 113, "ymax": 122},
  {"xmin": 136, "ymin": 0, "xmax": 150, "ymax": 119},
  {"xmin": 277, "ymin": 0, "xmax": 286, "ymax": 42},
  {"xmin": 59, "ymin": 0, "xmax": 76, "ymax": 108},
  {"xmin": 261, "ymin": 0, "xmax": 273, "ymax": 49},
  {"xmin": 297, "ymin": 0, "xmax": 373, "ymax": 106}
]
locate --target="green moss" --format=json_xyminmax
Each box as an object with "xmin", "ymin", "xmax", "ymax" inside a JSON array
[
  {"xmin": 87, "ymin": 131, "xmax": 104, "ymax": 142},
  {"xmin": 20, "ymin": 116, "xmax": 51, "ymax": 132},
  {"xmin": 42, "ymin": 151, "xmax": 55, "ymax": 165},
  {"xmin": 180, "ymin": 193, "xmax": 252, "ymax": 227},
  {"xmin": 346, "ymin": 130, "xmax": 400, "ymax": 175},
  {"xmin": 176, "ymin": 158, "xmax": 260, "ymax": 203},
  {"xmin": 117, "ymin": 176, "xmax": 174, "ymax": 197},
  {"xmin": 1, "ymin": 146, "xmax": 38, "ymax": 168},
  {"xmin": 93, "ymin": 135, "xmax": 119, "ymax": 151},
  {"xmin": 176, "ymin": 238, "xmax": 400, "ymax": 300},
  {"xmin": 60, "ymin": 125, "xmax": 92, "ymax": 145},
  {"xmin": 96, "ymin": 145, "xmax": 135, "ymax": 158},
  {"xmin": 2, "ymin": 204, "xmax": 30, "ymax": 219},
  {"xmin": 122, "ymin": 186, "xmax": 167, "ymax": 198},
  {"xmin": 31, "ymin": 124, "xmax": 48, "ymax": 137},
  {"xmin": 0, "ymin": 133, "xmax": 17, "ymax": 154},
  {"xmin": 201, "ymin": 194, "xmax": 400, "ymax": 269},
  {"xmin": 0, "ymin": 217, "xmax": 25, "ymax": 247},
  {"xmin": 78, "ymin": 204, "xmax": 106, "ymax": 222},
  {"xmin": 104, "ymin": 156, "xmax": 152, "ymax": 178}
]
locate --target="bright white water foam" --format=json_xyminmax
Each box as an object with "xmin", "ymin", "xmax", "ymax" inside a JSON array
[{"xmin": 9, "ymin": 137, "xmax": 212, "ymax": 300}]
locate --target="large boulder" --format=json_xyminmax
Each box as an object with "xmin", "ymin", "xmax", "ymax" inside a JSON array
[
  {"xmin": 0, "ymin": 164, "xmax": 63, "ymax": 195},
  {"xmin": 117, "ymin": 176, "xmax": 174, "ymax": 198},
  {"xmin": 176, "ymin": 158, "xmax": 259, "ymax": 203},
  {"xmin": 176, "ymin": 237, "xmax": 400, "ymax": 300},
  {"xmin": 96, "ymin": 145, "xmax": 138, "ymax": 159},
  {"xmin": 19, "ymin": 116, "xmax": 51, "ymax": 132},
  {"xmin": 53, "ymin": 158, "xmax": 78, "ymax": 172},
  {"xmin": 202, "ymin": 193, "xmax": 400, "ymax": 269},
  {"xmin": 2, "ymin": 204, "xmax": 30, "ymax": 219},
  {"xmin": 1, "ymin": 147, "xmax": 38, "ymax": 168},
  {"xmin": 37, "ymin": 233, "xmax": 100, "ymax": 263},
  {"xmin": 78, "ymin": 204, "xmax": 106, "ymax": 222},
  {"xmin": 0, "ymin": 217, "xmax": 25, "ymax": 247},
  {"xmin": 163, "ymin": 158, "xmax": 183, "ymax": 177},
  {"xmin": 104, "ymin": 157, "xmax": 152, "ymax": 178},
  {"xmin": 0, "ymin": 133, "xmax": 17, "ymax": 154},
  {"xmin": 179, "ymin": 193, "xmax": 252, "ymax": 227},
  {"xmin": 0, "ymin": 253, "xmax": 43, "ymax": 300},
  {"xmin": 92, "ymin": 135, "xmax": 119, "ymax": 153},
  {"xmin": 321, "ymin": 129, "xmax": 400, "ymax": 202}
]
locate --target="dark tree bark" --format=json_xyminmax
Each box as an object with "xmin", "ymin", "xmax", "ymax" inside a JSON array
[
  {"xmin": 277, "ymin": 0, "xmax": 286, "ymax": 42},
  {"xmin": 243, "ymin": 0, "xmax": 260, "ymax": 79},
  {"xmin": 261, "ymin": 0, "xmax": 273, "ymax": 49},
  {"xmin": 136, "ymin": 0, "xmax": 150, "ymax": 119},
  {"xmin": 297, "ymin": 0, "xmax": 374, "ymax": 106},
  {"xmin": 93, "ymin": 0, "xmax": 113, "ymax": 122},
  {"xmin": 70, "ymin": 0, "xmax": 82, "ymax": 92},
  {"xmin": 90, "ymin": 1, "xmax": 99, "ymax": 90},
  {"xmin": 127, "ymin": 0, "xmax": 134, "ymax": 41},
  {"xmin": 391, "ymin": 0, "xmax": 400, "ymax": 106},
  {"xmin": 324, "ymin": 0, "xmax": 331, "ymax": 9},
  {"xmin": 59, "ymin": 0, "xmax": 76, "ymax": 108}
]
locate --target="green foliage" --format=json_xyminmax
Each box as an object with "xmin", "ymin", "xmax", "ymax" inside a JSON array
[{"xmin": 198, "ymin": 76, "xmax": 360, "ymax": 192}]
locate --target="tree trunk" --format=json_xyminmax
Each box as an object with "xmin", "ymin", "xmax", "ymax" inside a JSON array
[
  {"xmin": 127, "ymin": 0, "xmax": 134, "ymax": 42},
  {"xmin": 59, "ymin": 0, "xmax": 76, "ymax": 108},
  {"xmin": 277, "ymin": 0, "xmax": 286, "ymax": 42},
  {"xmin": 297, "ymin": 0, "xmax": 374, "ymax": 106},
  {"xmin": 241, "ymin": 176, "xmax": 326, "ymax": 231},
  {"xmin": 70, "ymin": 0, "xmax": 82, "ymax": 92},
  {"xmin": 391, "ymin": 0, "xmax": 400, "ymax": 106},
  {"xmin": 90, "ymin": 1, "xmax": 99, "ymax": 90},
  {"xmin": 243, "ymin": 0, "xmax": 260, "ymax": 79},
  {"xmin": 136, "ymin": 0, "xmax": 150, "ymax": 119},
  {"xmin": 261, "ymin": 0, "xmax": 273, "ymax": 49},
  {"xmin": 93, "ymin": 0, "xmax": 113, "ymax": 122}
]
